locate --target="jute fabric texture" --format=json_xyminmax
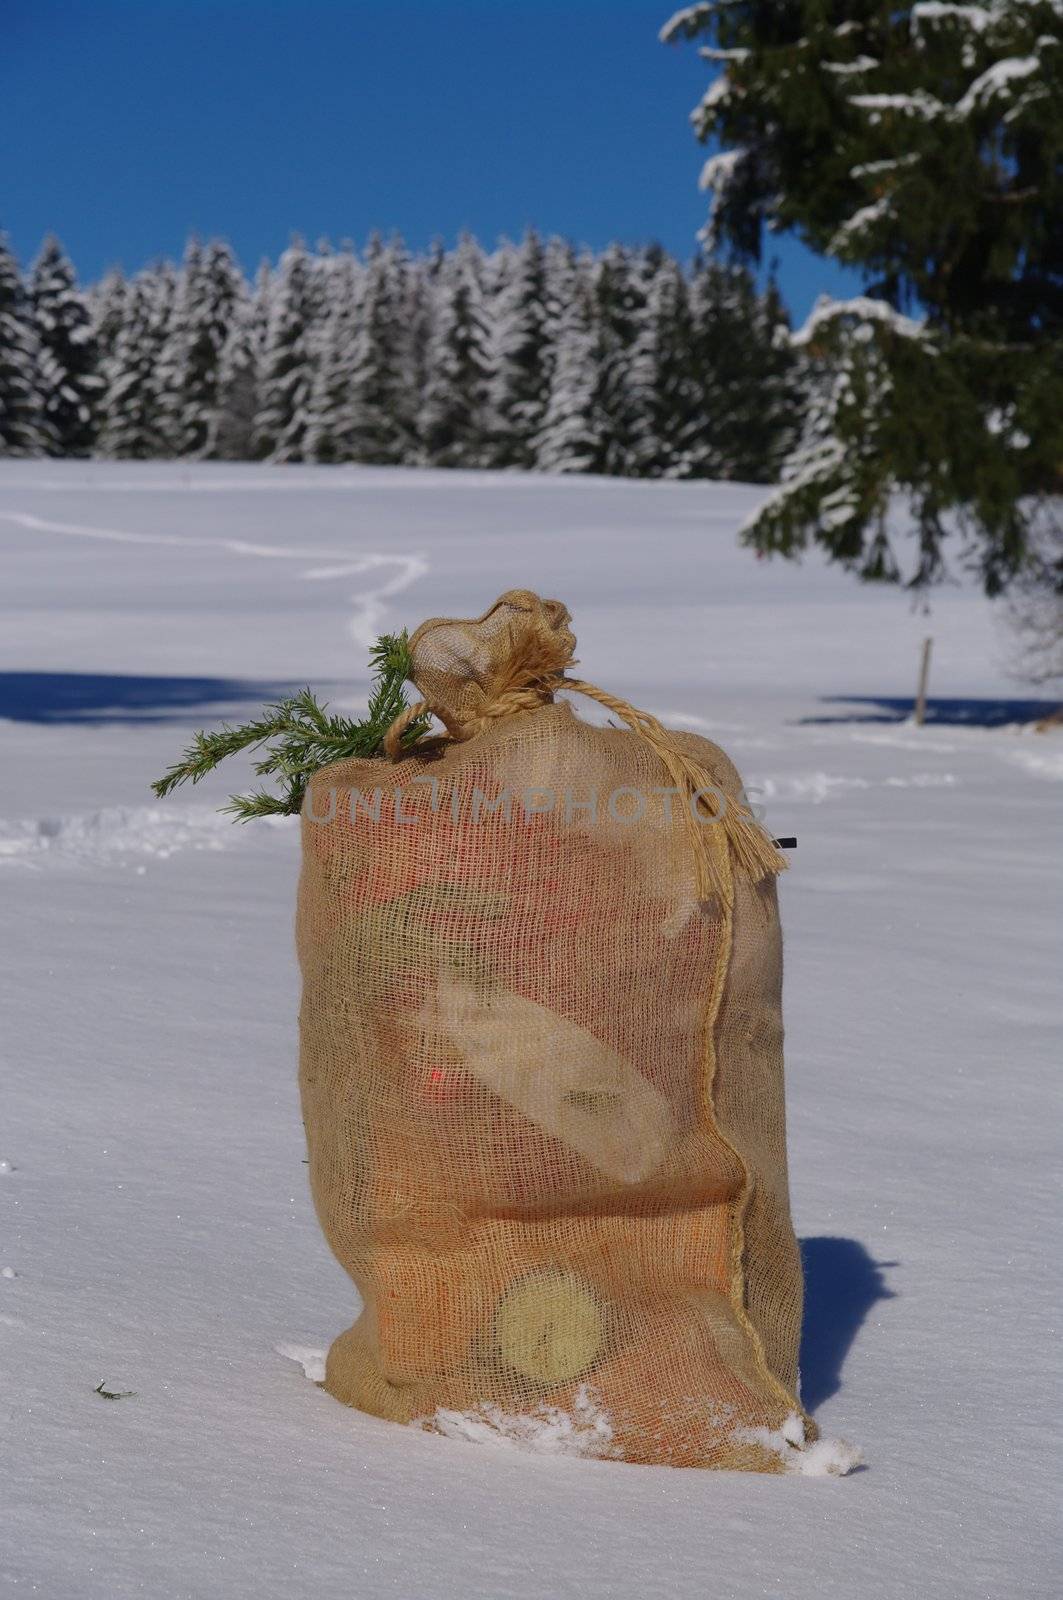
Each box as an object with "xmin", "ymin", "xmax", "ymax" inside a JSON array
[{"xmin": 297, "ymin": 591, "xmax": 813, "ymax": 1469}]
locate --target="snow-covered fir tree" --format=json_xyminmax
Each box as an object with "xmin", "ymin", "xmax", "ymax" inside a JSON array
[
  {"xmin": 96, "ymin": 266, "xmax": 175, "ymax": 459},
  {"xmin": 626, "ymin": 249, "xmax": 692, "ymax": 478},
  {"xmin": 399, "ymin": 249, "xmax": 434, "ymax": 434},
  {"xmin": 253, "ymin": 240, "xmax": 316, "ymax": 461},
  {"xmin": 336, "ymin": 235, "xmax": 414, "ymax": 465},
  {"xmin": 29, "ymin": 236, "xmax": 101, "ymax": 456},
  {"xmin": 207, "ymin": 295, "xmax": 258, "ymax": 461},
  {"xmin": 205, "ymin": 256, "xmax": 270, "ymax": 461},
  {"xmin": 153, "ymin": 237, "xmax": 202, "ymax": 456},
  {"xmin": 483, "ymin": 230, "xmax": 548, "ymax": 469},
  {"xmin": 158, "ymin": 237, "xmax": 245, "ymax": 457},
  {"xmin": 248, "ymin": 258, "xmax": 273, "ymax": 368},
  {"xmin": 680, "ymin": 263, "xmax": 799, "ymax": 483},
  {"xmin": 305, "ymin": 246, "xmax": 365, "ymax": 463},
  {"xmin": 0, "ymin": 233, "xmax": 50, "ymax": 457},
  {"xmin": 418, "ymin": 235, "xmax": 490, "ymax": 467},
  {"xmin": 591, "ymin": 244, "xmax": 657, "ymax": 476},
  {"xmin": 87, "ymin": 269, "xmax": 128, "ymax": 358},
  {"xmin": 535, "ymin": 243, "xmax": 603, "ymax": 474}
]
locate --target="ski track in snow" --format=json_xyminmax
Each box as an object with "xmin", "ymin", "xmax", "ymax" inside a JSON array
[{"xmin": 0, "ymin": 509, "xmax": 428, "ymax": 648}]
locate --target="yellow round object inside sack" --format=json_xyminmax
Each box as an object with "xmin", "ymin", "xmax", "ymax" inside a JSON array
[{"xmin": 494, "ymin": 1269, "xmax": 604, "ymax": 1384}]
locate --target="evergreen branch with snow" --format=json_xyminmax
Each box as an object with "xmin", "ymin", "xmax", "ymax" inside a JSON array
[
  {"xmin": 665, "ymin": 0, "xmax": 1063, "ymax": 595},
  {"xmin": 150, "ymin": 633, "xmax": 429, "ymax": 820},
  {"xmin": 792, "ymin": 296, "xmax": 929, "ymax": 348}
]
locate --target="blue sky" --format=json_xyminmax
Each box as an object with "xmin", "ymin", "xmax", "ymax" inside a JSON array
[{"xmin": 3, "ymin": 0, "xmax": 862, "ymax": 321}]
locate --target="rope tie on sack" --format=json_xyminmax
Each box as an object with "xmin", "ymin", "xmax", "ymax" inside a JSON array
[{"xmin": 382, "ymin": 611, "xmax": 787, "ymax": 906}]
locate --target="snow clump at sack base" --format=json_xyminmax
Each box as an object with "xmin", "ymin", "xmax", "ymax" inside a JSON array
[{"xmin": 296, "ymin": 589, "xmax": 862, "ymax": 1475}]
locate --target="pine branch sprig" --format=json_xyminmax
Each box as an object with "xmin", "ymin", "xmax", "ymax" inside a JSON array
[{"xmin": 151, "ymin": 632, "xmax": 429, "ymax": 820}]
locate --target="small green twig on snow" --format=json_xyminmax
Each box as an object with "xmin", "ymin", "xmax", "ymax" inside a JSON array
[{"xmin": 94, "ymin": 1381, "xmax": 136, "ymax": 1400}]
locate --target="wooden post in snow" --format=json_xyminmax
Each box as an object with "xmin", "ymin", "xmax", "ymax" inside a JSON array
[{"xmin": 914, "ymin": 637, "xmax": 933, "ymax": 727}]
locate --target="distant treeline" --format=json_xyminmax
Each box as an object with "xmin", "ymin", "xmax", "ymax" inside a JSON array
[{"xmin": 0, "ymin": 230, "xmax": 803, "ymax": 480}]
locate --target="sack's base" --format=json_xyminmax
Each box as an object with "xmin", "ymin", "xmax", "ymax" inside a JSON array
[{"xmin": 322, "ymin": 1319, "xmax": 826, "ymax": 1473}]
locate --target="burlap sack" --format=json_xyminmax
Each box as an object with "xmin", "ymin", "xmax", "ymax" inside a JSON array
[{"xmin": 297, "ymin": 590, "xmax": 817, "ymax": 1470}]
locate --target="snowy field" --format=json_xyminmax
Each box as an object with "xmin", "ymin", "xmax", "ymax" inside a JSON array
[{"xmin": 1, "ymin": 460, "xmax": 1060, "ymax": 1600}]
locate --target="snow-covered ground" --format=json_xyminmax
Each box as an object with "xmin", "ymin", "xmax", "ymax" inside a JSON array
[{"xmin": 1, "ymin": 461, "xmax": 1059, "ymax": 1599}]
